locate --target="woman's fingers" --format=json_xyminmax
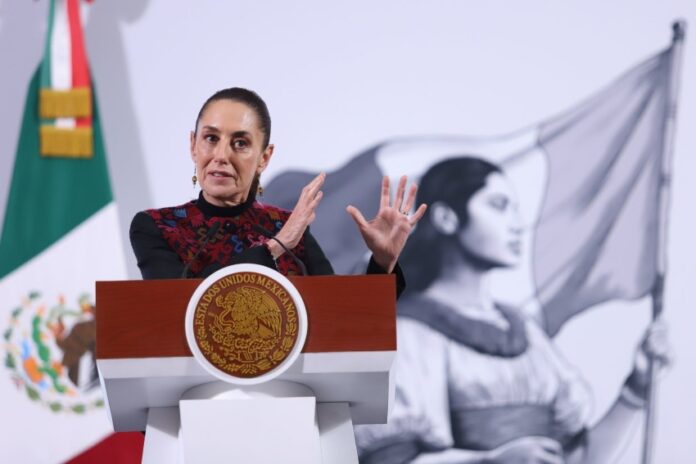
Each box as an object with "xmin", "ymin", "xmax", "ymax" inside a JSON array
[
  {"xmin": 401, "ymin": 183, "xmax": 418, "ymax": 213},
  {"xmin": 278, "ymin": 173, "xmax": 326, "ymax": 248},
  {"xmin": 494, "ymin": 436, "xmax": 564, "ymax": 464},
  {"xmin": 531, "ymin": 437, "xmax": 564, "ymax": 464},
  {"xmin": 394, "ymin": 175, "xmax": 407, "ymax": 212},
  {"xmin": 293, "ymin": 182, "xmax": 323, "ymax": 227},
  {"xmin": 346, "ymin": 205, "xmax": 368, "ymax": 228},
  {"xmin": 380, "ymin": 175, "xmax": 420, "ymax": 214},
  {"xmin": 631, "ymin": 318, "xmax": 673, "ymax": 377},
  {"xmin": 297, "ymin": 173, "xmax": 325, "ymax": 213},
  {"xmin": 380, "ymin": 176, "xmax": 390, "ymax": 210},
  {"xmin": 302, "ymin": 172, "xmax": 325, "ymax": 200},
  {"xmin": 309, "ymin": 190, "xmax": 324, "ymax": 212},
  {"xmin": 409, "ymin": 203, "xmax": 428, "ymax": 225},
  {"xmin": 642, "ymin": 321, "xmax": 672, "ymax": 366},
  {"xmin": 302, "ymin": 192, "xmax": 322, "ymax": 227}
]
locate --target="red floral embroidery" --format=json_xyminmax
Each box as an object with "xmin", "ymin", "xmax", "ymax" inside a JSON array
[{"xmin": 146, "ymin": 201, "xmax": 306, "ymax": 276}]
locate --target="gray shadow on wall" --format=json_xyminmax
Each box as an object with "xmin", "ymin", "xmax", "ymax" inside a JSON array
[
  {"xmin": 0, "ymin": 1, "xmax": 46, "ymax": 232},
  {"xmin": 85, "ymin": 0, "xmax": 152, "ymax": 278}
]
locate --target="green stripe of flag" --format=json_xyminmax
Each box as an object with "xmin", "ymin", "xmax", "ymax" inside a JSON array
[
  {"xmin": 39, "ymin": 0, "xmax": 56, "ymax": 90},
  {"xmin": 0, "ymin": 68, "xmax": 113, "ymax": 279}
]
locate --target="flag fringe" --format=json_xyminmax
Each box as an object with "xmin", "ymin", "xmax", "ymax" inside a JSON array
[
  {"xmin": 40, "ymin": 88, "xmax": 92, "ymax": 119},
  {"xmin": 40, "ymin": 126, "xmax": 93, "ymax": 158}
]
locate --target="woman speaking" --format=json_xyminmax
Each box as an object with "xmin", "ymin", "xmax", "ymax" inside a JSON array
[{"xmin": 130, "ymin": 87, "xmax": 426, "ymax": 284}]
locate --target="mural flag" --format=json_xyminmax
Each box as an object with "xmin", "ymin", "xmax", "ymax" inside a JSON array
[
  {"xmin": 0, "ymin": 0, "xmax": 138, "ymax": 462},
  {"xmin": 266, "ymin": 43, "xmax": 677, "ymax": 335},
  {"xmin": 531, "ymin": 49, "xmax": 673, "ymax": 335}
]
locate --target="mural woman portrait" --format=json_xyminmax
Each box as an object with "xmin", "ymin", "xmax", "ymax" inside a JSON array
[{"xmin": 355, "ymin": 157, "xmax": 671, "ymax": 464}]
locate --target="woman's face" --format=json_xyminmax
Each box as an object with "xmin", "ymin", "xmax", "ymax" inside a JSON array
[
  {"xmin": 458, "ymin": 172, "xmax": 523, "ymax": 268},
  {"xmin": 190, "ymin": 99, "xmax": 273, "ymax": 207}
]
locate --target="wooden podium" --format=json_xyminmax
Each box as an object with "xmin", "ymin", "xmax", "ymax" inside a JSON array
[{"xmin": 96, "ymin": 274, "xmax": 397, "ymax": 463}]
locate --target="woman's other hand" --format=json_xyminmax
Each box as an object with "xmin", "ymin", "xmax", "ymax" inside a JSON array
[
  {"xmin": 624, "ymin": 318, "xmax": 672, "ymax": 401},
  {"xmin": 485, "ymin": 436, "xmax": 565, "ymax": 464},
  {"xmin": 272, "ymin": 173, "xmax": 325, "ymax": 256},
  {"xmin": 634, "ymin": 318, "xmax": 672, "ymax": 374},
  {"xmin": 346, "ymin": 175, "xmax": 427, "ymax": 273}
]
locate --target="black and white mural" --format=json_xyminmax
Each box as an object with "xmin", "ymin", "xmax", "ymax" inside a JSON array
[{"xmin": 265, "ymin": 33, "xmax": 680, "ymax": 463}]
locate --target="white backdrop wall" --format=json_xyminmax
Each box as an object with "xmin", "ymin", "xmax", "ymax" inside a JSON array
[{"xmin": 1, "ymin": 1, "xmax": 695, "ymax": 463}]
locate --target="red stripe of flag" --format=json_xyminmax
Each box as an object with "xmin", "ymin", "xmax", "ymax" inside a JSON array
[
  {"xmin": 66, "ymin": 0, "xmax": 91, "ymax": 127},
  {"xmin": 64, "ymin": 432, "xmax": 144, "ymax": 464}
]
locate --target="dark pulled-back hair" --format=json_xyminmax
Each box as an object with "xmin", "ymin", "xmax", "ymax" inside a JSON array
[
  {"xmin": 194, "ymin": 87, "xmax": 272, "ymax": 148},
  {"xmin": 401, "ymin": 157, "xmax": 502, "ymax": 292}
]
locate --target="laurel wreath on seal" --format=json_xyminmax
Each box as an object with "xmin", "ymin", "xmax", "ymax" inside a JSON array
[
  {"xmin": 3, "ymin": 291, "xmax": 104, "ymax": 414},
  {"xmin": 205, "ymin": 333, "xmax": 297, "ymax": 376},
  {"xmin": 197, "ymin": 282, "xmax": 299, "ymax": 377}
]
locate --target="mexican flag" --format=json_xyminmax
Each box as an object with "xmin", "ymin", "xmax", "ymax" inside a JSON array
[{"xmin": 0, "ymin": 0, "xmax": 140, "ymax": 462}]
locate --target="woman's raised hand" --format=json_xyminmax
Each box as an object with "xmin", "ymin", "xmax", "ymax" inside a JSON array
[
  {"xmin": 629, "ymin": 318, "xmax": 672, "ymax": 391},
  {"xmin": 346, "ymin": 175, "xmax": 427, "ymax": 273},
  {"xmin": 274, "ymin": 173, "xmax": 325, "ymax": 251}
]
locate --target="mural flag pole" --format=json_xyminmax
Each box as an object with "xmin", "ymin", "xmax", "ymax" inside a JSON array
[{"xmin": 641, "ymin": 19, "xmax": 686, "ymax": 464}]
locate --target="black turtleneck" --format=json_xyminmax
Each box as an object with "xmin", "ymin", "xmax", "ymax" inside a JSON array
[{"xmin": 195, "ymin": 190, "xmax": 255, "ymax": 218}]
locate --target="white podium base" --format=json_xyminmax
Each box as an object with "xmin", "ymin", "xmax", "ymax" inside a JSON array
[{"xmin": 142, "ymin": 380, "xmax": 358, "ymax": 464}]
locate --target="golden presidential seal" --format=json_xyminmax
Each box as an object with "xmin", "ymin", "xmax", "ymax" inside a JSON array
[{"xmin": 188, "ymin": 267, "xmax": 305, "ymax": 382}]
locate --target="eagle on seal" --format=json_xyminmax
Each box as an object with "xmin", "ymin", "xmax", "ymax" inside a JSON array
[{"xmin": 214, "ymin": 286, "xmax": 282, "ymax": 339}]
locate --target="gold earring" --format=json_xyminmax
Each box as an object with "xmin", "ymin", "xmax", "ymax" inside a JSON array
[
  {"xmin": 192, "ymin": 167, "xmax": 197, "ymax": 188},
  {"xmin": 256, "ymin": 173, "xmax": 264, "ymax": 196}
]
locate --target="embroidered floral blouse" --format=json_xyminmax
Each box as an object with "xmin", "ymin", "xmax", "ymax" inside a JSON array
[{"xmin": 130, "ymin": 192, "xmax": 404, "ymax": 292}]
